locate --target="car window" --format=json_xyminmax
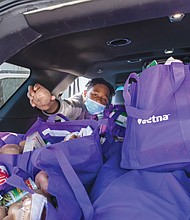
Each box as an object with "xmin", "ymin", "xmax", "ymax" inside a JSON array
[
  {"xmin": 0, "ymin": 62, "xmax": 30, "ymax": 108},
  {"xmin": 60, "ymin": 76, "xmax": 90, "ymax": 99}
]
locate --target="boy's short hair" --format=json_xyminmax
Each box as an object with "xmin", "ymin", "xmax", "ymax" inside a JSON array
[{"xmin": 85, "ymin": 78, "xmax": 115, "ymax": 100}]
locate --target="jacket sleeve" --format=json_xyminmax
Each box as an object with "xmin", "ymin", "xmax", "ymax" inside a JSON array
[
  {"xmin": 42, "ymin": 97, "xmax": 83, "ymax": 120},
  {"xmin": 58, "ymin": 99, "xmax": 83, "ymax": 120}
]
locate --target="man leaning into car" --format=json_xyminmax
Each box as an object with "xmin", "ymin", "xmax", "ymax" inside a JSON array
[{"xmin": 27, "ymin": 78, "xmax": 115, "ymax": 120}]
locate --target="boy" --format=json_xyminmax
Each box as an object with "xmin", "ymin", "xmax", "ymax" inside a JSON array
[{"xmin": 27, "ymin": 78, "xmax": 115, "ymax": 120}]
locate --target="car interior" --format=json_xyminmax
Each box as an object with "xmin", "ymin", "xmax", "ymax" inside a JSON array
[
  {"xmin": 0, "ymin": 0, "xmax": 190, "ymax": 133},
  {"xmin": 1, "ymin": 1, "xmax": 190, "ymax": 219}
]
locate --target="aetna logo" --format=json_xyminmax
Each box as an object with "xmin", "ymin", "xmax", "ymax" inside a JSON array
[{"xmin": 137, "ymin": 114, "xmax": 170, "ymax": 125}]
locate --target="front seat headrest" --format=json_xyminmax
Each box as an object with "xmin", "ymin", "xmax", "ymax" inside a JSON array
[{"xmin": 112, "ymin": 86, "xmax": 124, "ymax": 105}]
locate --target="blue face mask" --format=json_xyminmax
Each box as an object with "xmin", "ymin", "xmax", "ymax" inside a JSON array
[{"xmin": 85, "ymin": 98, "xmax": 106, "ymax": 115}]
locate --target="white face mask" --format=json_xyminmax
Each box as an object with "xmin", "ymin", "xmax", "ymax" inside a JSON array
[{"xmin": 84, "ymin": 97, "xmax": 106, "ymax": 115}]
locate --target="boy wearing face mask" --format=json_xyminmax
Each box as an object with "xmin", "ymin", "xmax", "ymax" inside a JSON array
[{"xmin": 27, "ymin": 78, "xmax": 115, "ymax": 120}]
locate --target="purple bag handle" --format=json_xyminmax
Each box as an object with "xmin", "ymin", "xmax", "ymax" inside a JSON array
[
  {"xmin": 46, "ymin": 113, "xmax": 69, "ymax": 122},
  {"xmin": 123, "ymin": 72, "xmax": 139, "ymax": 107},
  {"xmin": 55, "ymin": 150, "xmax": 94, "ymax": 220},
  {"xmin": 174, "ymin": 68, "xmax": 190, "ymax": 153},
  {"xmin": 110, "ymin": 106, "xmax": 126, "ymax": 120},
  {"xmin": 6, "ymin": 168, "xmax": 35, "ymax": 194},
  {"xmin": 24, "ymin": 114, "xmax": 69, "ymax": 139},
  {"xmin": 123, "ymin": 63, "xmax": 185, "ymax": 119}
]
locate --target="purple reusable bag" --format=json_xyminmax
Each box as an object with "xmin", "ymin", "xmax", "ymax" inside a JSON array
[
  {"xmin": 31, "ymin": 147, "xmax": 94, "ymax": 220},
  {"xmin": 5, "ymin": 168, "xmax": 59, "ymax": 220},
  {"xmin": 121, "ymin": 62, "xmax": 190, "ymax": 170},
  {"xmin": 0, "ymin": 132, "xmax": 24, "ymax": 146},
  {"xmin": 0, "ymin": 152, "xmax": 39, "ymax": 194},
  {"xmin": 26, "ymin": 115, "xmax": 104, "ymax": 188},
  {"xmin": 92, "ymin": 169, "xmax": 190, "ymax": 220},
  {"xmin": 90, "ymin": 153, "xmax": 127, "ymax": 203},
  {"xmin": 0, "ymin": 132, "xmax": 39, "ymax": 193},
  {"xmin": 103, "ymin": 104, "xmax": 126, "ymax": 138},
  {"xmin": 24, "ymin": 114, "xmax": 103, "ymax": 145},
  {"xmin": 0, "ymin": 130, "xmax": 40, "ymax": 183},
  {"xmin": 101, "ymin": 105, "xmax": 126, "ymax": 161}
]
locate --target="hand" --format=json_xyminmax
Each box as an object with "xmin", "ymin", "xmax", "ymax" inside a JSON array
[{"xmin": 27, "ymin": 84, "xmax": 58, "ymax": 112}]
